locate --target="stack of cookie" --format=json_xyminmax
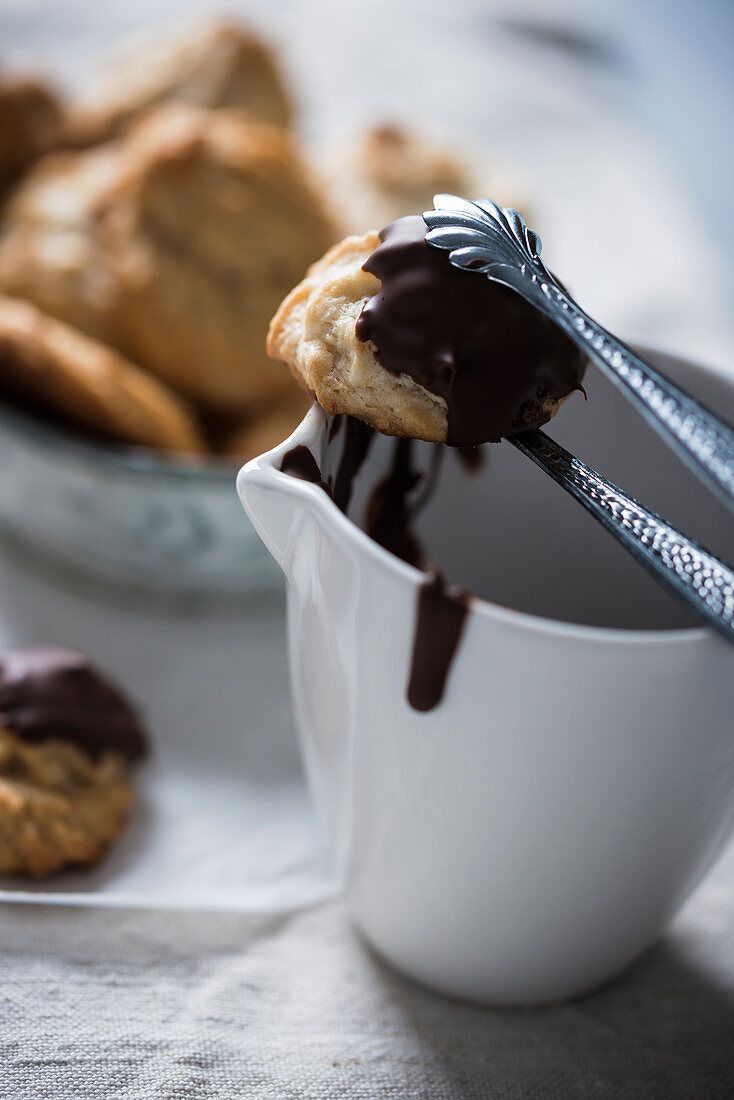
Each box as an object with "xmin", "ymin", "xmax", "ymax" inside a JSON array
[
  {"xmin": 0, "ymin": 18, "xmax": 515, "ymax": 462},
  {"xmin": 0, "ymin": 21, "xmax": 333, "ymax": 457}
]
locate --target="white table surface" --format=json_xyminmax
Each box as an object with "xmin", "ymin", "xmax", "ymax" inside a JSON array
[
  {"xmin": 0, "ymin": 545, "xmax": 335, "ymax": 913},
  {"xmin": 1, "ymin": 1, "xmax": 734, "ymax": 1095}
]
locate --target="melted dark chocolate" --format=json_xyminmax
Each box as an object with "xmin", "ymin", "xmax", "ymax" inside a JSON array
[
  {"xmin": 327, "ymin": 415, "xmax": 343, "ymax": 442},
  {"xmin": 280, "ymin": 445, "xmax": 332, "ymax": 493},
  {"xmin": 282, "ymin": 424, "xmax": 451, "ymax": 569},
  {"xmin": 280, "ymin": 431, "xmax": 477, "ymax": 714},
  {"xmin": 356, "ymin": 215, "xmax": 586, "ymax": 447},
  {"xmin": 281, "ymin": 417, "xmax": 375, "ymax": 517},
  {"xmin": 365, "ymin": 440, "xmax": 446, "ymax": 567},
  {"xmin": 0, "ymin": 646, "xmax": 148, "ymax": 761},
  {"xmin": 407, "ymin": 568, "xmax": 470, "ymax": 711},
  {"xmin": 365, "ymin": 439, "xmax": 423, "ymax": 567},
  {"xmin": 331, "ymin": 418, "xmax": 374, "ymax": 513},
  {"xmin": 456, "ymin": 446, "xmax": 485, "ymax": 473}
]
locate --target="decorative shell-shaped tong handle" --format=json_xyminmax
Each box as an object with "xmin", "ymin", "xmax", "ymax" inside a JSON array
[{"xmin": 424, "ymin": 195, "xmax": 734, "ymax": 512}]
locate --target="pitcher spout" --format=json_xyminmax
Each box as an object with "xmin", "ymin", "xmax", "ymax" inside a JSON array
[{"xmin": 236, "ymin": 405, "xmax": 329, "ymax": 574}]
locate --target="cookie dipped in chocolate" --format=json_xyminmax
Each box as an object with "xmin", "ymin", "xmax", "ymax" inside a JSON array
[
  {"xmin": 0, "ymin": 646, "xmax": 148, "ymax": 761},
  {"xmin": 356, "ymin": 215, "xmax": 586, "ymax": 446}
]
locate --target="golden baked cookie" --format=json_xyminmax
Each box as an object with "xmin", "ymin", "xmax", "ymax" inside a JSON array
[
  {"xmin": 0, "ymin": 294, "xmax": 205, "ymax": 452},
  {"xmin": 0, "ymin": 724, "xmax": 132, "ymax": 876},
  {"xmin": 0, "ymin": 144, "xmax": 134, "ymax": 346},
  {"xmin": 0, "ymin": 73, "xmax": 63, "ymax": 195},
  {"xmin": 324, "ymin": 124, "xmax": 527, "ymax": 236},
  {"xmin": 222, "ymin": 385, "xmax": 313, "ymax": 458},
  {"xmin": 65, "ymin": 20, "xmax": 292, "ymax": 147},
  {"xmin": 0, "ymin": 103, "xmax": 337, "ymax": 412},
  {"xmin": 268, "ymin": 231, "xmax": 448, "ymax": 442}
]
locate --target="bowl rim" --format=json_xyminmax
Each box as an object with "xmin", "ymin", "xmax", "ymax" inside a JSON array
[
  {"xmin": 0, "ymin": 396, "xmax": 240, "ymax": 482},
  {"xmin": 239, "ymin": 344, "xmax": 734, "ymax": 649}
]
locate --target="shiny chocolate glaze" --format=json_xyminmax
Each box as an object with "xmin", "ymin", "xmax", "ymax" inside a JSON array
[
  {"xmin": 456, "ymin": 445, "xmax": 485, "ymax": 473},
  {"xmin": 356, "ymin": 215, "xmax": 586, "ymax": 446},
  {"xmin": 280, "ymin": 422, "xmax": 471, "ymax": 715},
  {"xmin": 280, "ymin": 417, "xmax": 374, "ymax": 509},
  {"xmin": 407, "ymin": 568, "xmax": 471, "ymax": 711},
  {"xmin": 0, "ymin": 646, "xmax": 148, "ymax": 761},
  {"xmin": 280, "ymin": 444, "xmax": 332, "ymax": 493},
  {"xmin": 331, "ymin": 417, "xmax": 374, "ymax": 513},
  {"xmin": 365, "ymin": 438, "xmax": 424, "ymax": 567}
]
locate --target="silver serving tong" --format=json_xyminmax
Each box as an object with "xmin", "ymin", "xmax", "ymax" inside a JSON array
[{"xmin": 423, "ymin": 195, "xmax": 734, "ymax": 644}]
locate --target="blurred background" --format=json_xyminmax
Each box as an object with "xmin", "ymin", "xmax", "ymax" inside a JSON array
[{"xmin": 3, "ymin": 0, "xmax": 734, "ymax": 361}]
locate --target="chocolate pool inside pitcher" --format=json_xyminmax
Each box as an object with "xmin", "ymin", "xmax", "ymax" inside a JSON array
[{"xmin": 310, "ymin": 354, "xmax": 734, "ymax": 633}]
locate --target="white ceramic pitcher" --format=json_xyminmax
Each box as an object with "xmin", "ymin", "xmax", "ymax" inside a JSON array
[{"xmin": 238, "ymin": 348, "xmax": 734, "ymax": 1005}]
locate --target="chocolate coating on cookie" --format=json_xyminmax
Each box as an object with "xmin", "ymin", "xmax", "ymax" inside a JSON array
[
  {"xmin": 0, "ymin": 646, "xmax": 148, "ymax": 761},
  {"xmin": 356, "ymin": 215, "xmax": 586, "ymax": 446}
]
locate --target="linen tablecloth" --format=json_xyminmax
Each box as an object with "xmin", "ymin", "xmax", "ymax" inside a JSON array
[
  {"xmin": 3, "ymin": 841, "xmax": 734, "ymax": 1098},
  {"xmin": 2, "ymin": 0, "xmax": 734, "ymax": 1095}
]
